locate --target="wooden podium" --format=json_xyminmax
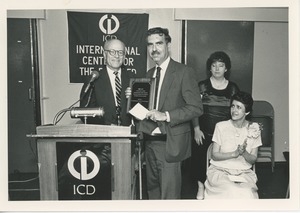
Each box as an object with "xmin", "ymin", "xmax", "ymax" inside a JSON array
[{"xmin": 28, "ymin": 124, "xmax": 137, "ymax": 200}]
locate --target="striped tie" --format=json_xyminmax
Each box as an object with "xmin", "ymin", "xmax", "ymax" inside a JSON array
[{"xmin": 114, "ymin": 71, "xmax": 122, "ymax": 109}]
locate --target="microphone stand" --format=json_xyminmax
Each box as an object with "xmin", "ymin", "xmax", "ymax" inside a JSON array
[
  {"xmin": 82, "ymin": 82, "xmax": 95, "ymax": 124},
  {"xmin": 84, "ymin": 83, "xmax": 95, "ymax": 107},
  {"xmin": 53, "ymin": 82, "xmax": 95, "ymax": 125}
]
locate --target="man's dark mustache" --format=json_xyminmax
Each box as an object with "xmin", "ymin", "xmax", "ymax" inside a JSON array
[{"xmin": 151, "ymin": 51, "xmax": 160, "ymax": 55}]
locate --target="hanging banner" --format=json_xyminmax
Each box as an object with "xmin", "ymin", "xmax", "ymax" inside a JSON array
[{"xmin": 68, "ymin": 11, "xmax": 149, "ymax": 83}]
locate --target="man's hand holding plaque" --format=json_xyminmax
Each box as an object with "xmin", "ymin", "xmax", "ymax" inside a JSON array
[{"xmin": 126, "ymin": 78, "xmax": 156, "ymax": 113}]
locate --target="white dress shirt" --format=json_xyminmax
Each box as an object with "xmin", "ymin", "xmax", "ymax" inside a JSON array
[{"xmin": 152, "ymin": 57, "xmax": 170, "ymax": 110}]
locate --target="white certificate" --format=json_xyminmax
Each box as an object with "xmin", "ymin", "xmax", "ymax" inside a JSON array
[{"xmin": 128, "ymin": 103, "xmax": 149, "ymax": 120}]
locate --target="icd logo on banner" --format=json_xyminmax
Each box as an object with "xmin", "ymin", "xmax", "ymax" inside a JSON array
[
  {"xmin": 99, "ymin": 14, "xmax": 120, "ymax": 34},
  {"xmin": 67, "ymin": 149, "xmax": 100, "ymax": 180}
]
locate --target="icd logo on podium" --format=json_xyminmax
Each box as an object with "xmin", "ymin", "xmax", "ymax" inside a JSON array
[{"xmin": 67, "ymin": 149, "xmax": 100, "ymax": 180}]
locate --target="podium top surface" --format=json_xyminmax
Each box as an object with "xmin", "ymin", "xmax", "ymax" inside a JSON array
[{"xmin": 28, "ymin": 124, "xmax": 137, "ymax": 138}]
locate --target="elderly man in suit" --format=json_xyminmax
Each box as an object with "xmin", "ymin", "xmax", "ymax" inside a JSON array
[
  {"xmin": 80, "ymin": 38, "xmax": 131, "ymax": 126},
  {"xmin": 138, "ymin": 27, "xmax": 203, "ymax": 199},
  {"xmin": 58, "ymin": 40, "xmax": 132, "ymax": 200}
]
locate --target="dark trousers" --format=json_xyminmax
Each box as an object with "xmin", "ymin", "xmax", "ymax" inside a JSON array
[
  {"xmin": 145, "ymin": 140, "xmax": 181, "ymax": 199},
  {"xmin": 191, "ymin": 133, "xmax": 212, "ymax": 183}
]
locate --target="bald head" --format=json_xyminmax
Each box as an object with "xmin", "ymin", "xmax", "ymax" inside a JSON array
[{"xmin": 104, "ymin": 39, "xmax": 125, "ymax": 51}]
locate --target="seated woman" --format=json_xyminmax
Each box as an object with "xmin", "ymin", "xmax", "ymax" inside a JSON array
[{"xmin": 204, "ymin": 91, "xmax": 262, "ymax": 199}]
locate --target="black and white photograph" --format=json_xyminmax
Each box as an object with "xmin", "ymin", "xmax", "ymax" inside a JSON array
[{"xmin": 1, "ymin": 0, "xmax": 299, "ymax": 212}]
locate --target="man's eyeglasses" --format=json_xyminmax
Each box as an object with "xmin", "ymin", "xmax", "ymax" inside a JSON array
[{"xmin": 104, "ymin": 49, "xmax": 125, "ymax": 56}]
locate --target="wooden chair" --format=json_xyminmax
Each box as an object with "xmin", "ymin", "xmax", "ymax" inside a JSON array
[{"xmin": 249, "ymin": 101, "xmax": 275, "ymax": 172}]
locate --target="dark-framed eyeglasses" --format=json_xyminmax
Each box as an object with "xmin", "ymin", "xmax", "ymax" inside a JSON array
[{"xmin": 104, "ymin": 49, "xmax": 125, "ymax": 56}]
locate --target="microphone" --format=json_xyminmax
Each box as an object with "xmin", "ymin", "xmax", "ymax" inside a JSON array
[
  {"xmin": 70, "ymin": 107, "xmax": 104, "ymax": 118},
  {"xmin": 83, "ymin": 71, "xmax": 100, "ymax": 94}
]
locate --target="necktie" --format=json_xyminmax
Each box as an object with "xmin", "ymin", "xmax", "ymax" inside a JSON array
[
  {"xmin": 154, "ymin": 67, "xmax": 161, "ymax": 109},
  {"xmin": 114, "ymin": 71, "xmax": 122, "ymax": 109}
]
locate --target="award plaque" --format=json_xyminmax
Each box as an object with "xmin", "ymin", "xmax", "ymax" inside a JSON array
[{"xmin": 127, "ymin": 78, "xmax": 156, "ymax": 112}]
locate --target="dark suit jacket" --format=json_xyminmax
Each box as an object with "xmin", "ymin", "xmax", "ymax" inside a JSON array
[
  {"xmin": 80, "ymin": 67, "xmax": 131, "ymax": 126},
  {"xmin": 139, "ymin": 59, "xmax": 203, "ymax": 162}
]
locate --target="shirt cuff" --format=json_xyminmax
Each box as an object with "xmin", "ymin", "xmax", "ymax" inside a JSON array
[{"xmin": 165, "ymin": 111, "xmax": 170, "ymax": 122}]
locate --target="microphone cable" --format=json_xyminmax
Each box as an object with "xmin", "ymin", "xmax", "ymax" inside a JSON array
[
  {"xmin": 52, "ymin": 99, "xmax": 80, "ymax": 125},
  {"xmin": 52, "ymin": 77, "xmax": 96, "ymax": 125}
]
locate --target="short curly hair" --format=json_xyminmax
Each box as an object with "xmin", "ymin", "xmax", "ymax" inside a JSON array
[{"xmin": 230, "ymin": 91, "xmax": 253, "ymax": 113}]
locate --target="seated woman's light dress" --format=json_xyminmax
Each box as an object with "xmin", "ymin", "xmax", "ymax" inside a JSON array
[{"xmin": 204, "ymin": 120, "xmax": 262, "ymax": 199}]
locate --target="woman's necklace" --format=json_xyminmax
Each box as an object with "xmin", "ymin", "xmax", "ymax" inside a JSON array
[
  {"xmin": 232, "ymin": 120, "xmax": 246, "ymax": 137},
  {"xmin": 234, "ymin": 128, "xmax": 241, "ymax": 137},
  {"xmin": 210, "ymin": 77, "xmax": 227, "ymax": 89}
]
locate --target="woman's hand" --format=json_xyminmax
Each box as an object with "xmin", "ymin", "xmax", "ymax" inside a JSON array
[
  {"xmin": 194, "ymin": 128, "xmax": 205, "ymax": 145},
  {"xmin": 238, "ymin": 145, "xmax": 245, "ymax": 155},
  {"xmin": 238, "ymin": 140, "xmax": 247, "ymax": 155},
  {"xmin": 232, "ymin": 148, "xmax": 240, "ymax": 158}
]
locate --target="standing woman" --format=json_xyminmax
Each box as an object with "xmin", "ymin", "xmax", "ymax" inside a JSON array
[
  {"xmin": 204, "ymin": 91, "xmax": 262, "ymax": 199},
  {"xmin": 192, "ymin": 51, "xmax": 240, "ymax": 200}
]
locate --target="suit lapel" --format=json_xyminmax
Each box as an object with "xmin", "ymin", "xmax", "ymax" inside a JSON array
[
  {"xmin": 147, "ymin": 67, "xmax": 155, "ymax": 78},
  {"xmin": 99, "ymin": 68, "xmax": 115, "ymax": 105},
  {"xmin": 120, "ymin": 67, "xmax": 130, "ymax": 109}
]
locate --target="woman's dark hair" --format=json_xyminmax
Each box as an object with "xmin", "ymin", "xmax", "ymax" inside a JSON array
[
  {"xmin": 230, "ymin": 91, "xmax": 253, "ymax": 113},
  {"xmin": 147, "ymin": 27, "xmax": 172, "ymax": 43},
  {"xmin": 206, "ymin": 51, "xmax": 231, "ymax": 78}
]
